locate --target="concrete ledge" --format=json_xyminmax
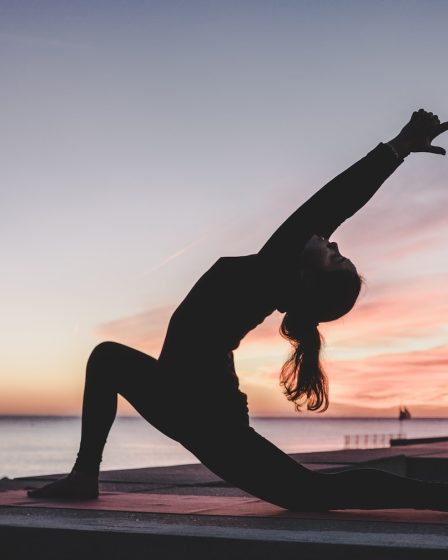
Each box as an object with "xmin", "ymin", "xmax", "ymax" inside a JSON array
[
  {"xmin": 4, "ymin": 441, "xmax": 448, "ymax": 559},
  {"xmin": 3, "ymin": 513, "xmax": 448, "ymax": 560}
]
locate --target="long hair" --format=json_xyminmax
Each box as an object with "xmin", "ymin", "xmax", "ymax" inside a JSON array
[{"xmin": 279, "ymin": 269, "xmax": 362, "ymax": 413}]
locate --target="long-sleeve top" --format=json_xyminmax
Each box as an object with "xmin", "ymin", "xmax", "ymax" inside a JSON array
[{"xmin": 157, "ymin": 142, "xmax": 404, "ymax": 431}]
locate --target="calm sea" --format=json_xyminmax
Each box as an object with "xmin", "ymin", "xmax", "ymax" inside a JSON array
[{"xmin": 1, "ymin": 416, "xmax": 448, "ymax": 479}]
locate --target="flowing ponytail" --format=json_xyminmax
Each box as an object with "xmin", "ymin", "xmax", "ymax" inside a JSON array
[
  {"xmin": 279, "ymin": 312, "xmax": 329, "ymax": 413},
  {"xmin": 278, "ymin": 268, "xmax": 362, "ymax": 413}
]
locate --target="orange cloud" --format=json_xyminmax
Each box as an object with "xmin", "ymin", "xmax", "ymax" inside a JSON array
[
  {"xmin": 326, "ymin": 345, "xmax": 448, "ymax": 411},
  {"xmin": 95, "ymin": 305, "xmax": 175, "ymax": 357},
  {"xmin": 321, "ymin": 274, "xmax": 448, "ymax": 357}
]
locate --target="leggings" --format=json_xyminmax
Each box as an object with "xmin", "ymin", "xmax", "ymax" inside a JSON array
[{"xmin": 74, "ymin": 341, "xmax": 322, "ymax": 510}]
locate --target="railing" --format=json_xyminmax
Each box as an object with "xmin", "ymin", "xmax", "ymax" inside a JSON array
[{"xmin": 344, "ymin": 433, "xmax": 407, "ymax": 449}]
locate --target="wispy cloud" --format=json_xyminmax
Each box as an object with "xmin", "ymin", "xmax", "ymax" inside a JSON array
[
  {"xmin": 321, "ymin": 273, "xmax": 448, "ymax": 357},
  {"xmin": 95, "ymin": 305, "xmax": 174, "ymax": 356},
  {"xmin": 327, "ymin": 345, "xmax": 448, "ymax": 410},
  {"xmin": 235, "ymin": 343, "xmax": 448, "ymax": 416},
  {"xmin": 334, "ymin": 176, "xmax": 448, "ymax": 268},
  {"xmin": 143, "ymin": 237, "xmax": 206, "ymax": 276},
  {"xmin": 140, "ymin": 221, "xmax": 233, "ymax": 278}
]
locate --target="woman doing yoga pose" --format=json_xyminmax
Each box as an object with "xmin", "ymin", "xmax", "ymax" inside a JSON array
[{"xmin": 28, "ymin": 109, "xmax": 448, "ymax": 511}]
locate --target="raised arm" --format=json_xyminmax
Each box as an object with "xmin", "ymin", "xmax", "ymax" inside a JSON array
[
  {"xmin": 258, "ymin": 109, "xmax": 448, "ymax": 264},
  {"xmin": 258, "ymin": 142, "xmax": 404, "ymax": 262}
]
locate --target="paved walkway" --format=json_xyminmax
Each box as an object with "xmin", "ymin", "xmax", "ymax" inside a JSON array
[{"xmin": 2, "ymin": 441, "xmax": 448, "ymax": 559}]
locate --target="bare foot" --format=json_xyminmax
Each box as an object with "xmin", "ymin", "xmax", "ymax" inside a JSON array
[{"xmin": 27, "ymin": 470, "xmax": 99, "ymax": 500}]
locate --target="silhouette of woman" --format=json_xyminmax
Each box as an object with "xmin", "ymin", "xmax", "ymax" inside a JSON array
[{"xmin": 28, "ymin": 109, "xmax": 448, "ymax": 511}]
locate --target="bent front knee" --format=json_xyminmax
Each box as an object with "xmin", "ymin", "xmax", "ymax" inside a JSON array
[{"xmin": 87, "ymin": 341, "xmax": 121, "ymax": 371}]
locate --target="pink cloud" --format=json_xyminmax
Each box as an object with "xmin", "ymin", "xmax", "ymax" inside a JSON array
[
  {"xmin": 321, "ymin": 274, "xmax": 448, "ymax": 352},
  {"xmin": 327, "ymin": 345, "xmax": 448, "ymax": 409},
  {"xmin": 95, "ymin": 305, "xmax": 175, "ymax": 356},
  {"xmin": 330, "ymin": 175, "xmax": 448, "ymax": 275}
]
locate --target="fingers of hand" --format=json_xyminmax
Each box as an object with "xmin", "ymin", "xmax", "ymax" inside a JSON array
[
  {"xmin": 427, "ymin": 145, "xmax": 446, "ymax": 156},
  {"xmin": 431, "ymin": 120, "xmax": 448, "ymax": 140},
  {"xmin": 412, "ymin": 109, "xmax": 445, "ymax": 136},
  {"xmin": 413, "ymin": 108, "xmax": 439, "ymax": 122},
  {"xmin": 408, "ymin": 110, "xmax": 446, "ymax": 154}
]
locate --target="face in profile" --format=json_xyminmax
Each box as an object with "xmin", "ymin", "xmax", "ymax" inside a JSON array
[
  {"xmin": 276, "ymin": 234, "xmax": 361, "ymax": 317},
  {"xmin": 300, "ymin": 234, "xmax": 357, "ymax": 276},
  {"xmin": 280, "ymin": 234, "xmax": 362, "ymax": 321}
]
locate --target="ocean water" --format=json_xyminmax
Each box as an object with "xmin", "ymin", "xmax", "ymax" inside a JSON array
[{"xmin": 1, "ymin": 416, "xmax": 448, "ymax": 479}]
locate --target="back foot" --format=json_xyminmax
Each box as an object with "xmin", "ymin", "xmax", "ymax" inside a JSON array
[{"xmin": 27, "ymin": 470, "xmax": 99, "ymax": 500}]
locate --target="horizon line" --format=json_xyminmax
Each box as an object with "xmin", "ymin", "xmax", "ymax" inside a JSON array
[{"xmin": 1, "ymin": 414, "xmax": 447, "ymax": 420}]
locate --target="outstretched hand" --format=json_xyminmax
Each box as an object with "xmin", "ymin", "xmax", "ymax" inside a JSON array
[{"xmin": 395, "ymin": 108, "xmax": 448, "ymax": 156}]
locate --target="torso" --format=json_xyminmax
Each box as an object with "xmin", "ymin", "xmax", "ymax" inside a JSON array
[{"xmin": 157, "ymin": 254, "xmax": 279, "ymax": 423}]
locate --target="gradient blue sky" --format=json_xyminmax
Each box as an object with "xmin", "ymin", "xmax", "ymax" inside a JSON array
[{"xmin": 2, "ymin": 1, "xmax": 448, "ymax": 416}]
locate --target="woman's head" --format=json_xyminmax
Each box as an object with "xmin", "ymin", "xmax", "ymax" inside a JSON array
[
  {"xmin": 278, "ymin": 234, "xmax": 361, "ymax": 318},
  {"xmin": 278, "ymin": 234, "xmax": 363, "ymax": 413},
  {"xmin": 300, "ymin": 234, "xmax": 357, "ymax": 277}
]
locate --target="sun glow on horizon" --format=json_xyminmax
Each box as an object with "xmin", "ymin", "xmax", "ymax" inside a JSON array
[{"xmin": 2, "ymin": 1, "xmax": 448, "ymax": 418}]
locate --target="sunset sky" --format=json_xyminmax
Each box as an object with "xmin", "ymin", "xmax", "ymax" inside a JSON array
[{"xmin": 2, "ymin": 1, "xmax": 448, "ymax": 417}]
